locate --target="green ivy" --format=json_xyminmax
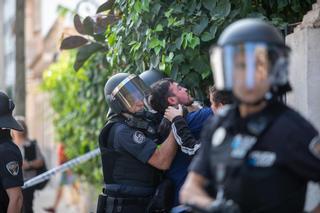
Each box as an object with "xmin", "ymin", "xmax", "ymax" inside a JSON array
[{"xmin": 41, "ymin": 51, "xmax": 109, "ymax": 185}]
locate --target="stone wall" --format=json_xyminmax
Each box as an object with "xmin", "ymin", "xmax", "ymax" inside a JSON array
[{"xmin": 286, "ymin": 0, "xmax": 320, "ymax": 211}]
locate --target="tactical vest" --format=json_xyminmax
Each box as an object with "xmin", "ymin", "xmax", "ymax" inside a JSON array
[
  {"xmin": 208, "ymin": 103, "xmax": 307, "ymax": 212},
  {"xmin": 99, "ymin": 115, "xmax": 161, "ymax": 192}
]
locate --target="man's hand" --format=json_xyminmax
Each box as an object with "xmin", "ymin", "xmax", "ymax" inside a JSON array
[{"xmin": 164, "ymin": 104, "xmax": 183, "ymax": 122}]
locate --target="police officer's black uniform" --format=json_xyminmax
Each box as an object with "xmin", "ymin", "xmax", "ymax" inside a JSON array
[
  {"xmin": 191, "ymin": 101, "xmax": 320, "ymax": 212},
  {"xmin": 97, "ymin": 74, "xmax": 165, "ymax": 213},
  {"xmin": 0, "ymin": 91, "xmax": 24, "ymax": 212},
  {"xmin": 0, "ymin": 130, "xmax": 24, "ymax": 212},
  {"xmin": 187, "ymin": 19, "xmax": 320, "ymax": 213}
]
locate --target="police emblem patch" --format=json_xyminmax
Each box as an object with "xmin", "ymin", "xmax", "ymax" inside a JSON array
[
  {"xmin": 6, "ymin": 161, "xmax": 19, "ymax": 176},
  {"xmin": 309, "ymin": 135, "xmax": 320, "ymax": 160},
  {"xmin": 133, "ymin": 131, "xmax": 146, "ymax": 144}
]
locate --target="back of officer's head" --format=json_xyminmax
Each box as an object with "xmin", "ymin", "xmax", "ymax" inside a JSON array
[
  {"xmin": 139, "ymin": 68, "xmax": 166, "ymax": 87},
  {"xmin": 209, "ymin": 18, "xmax": 291, "ymax": 104},
  {"xmin": 0, "ymin": 91, "xmax": 24, "ymax": 137},
  {"xmin": 104, "ymin": 73, "xmax": 150, "ymax": 114}
]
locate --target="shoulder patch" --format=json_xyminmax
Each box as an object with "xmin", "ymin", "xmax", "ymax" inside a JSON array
[
  {"xmin": 309, "ymin": 135, "xmax": 320, "ymax": 160},
  {"xmin": 6, "ymin": 161, "xmax": 19, "ymax": 176},
  {"xmin": 133, "ymin": 131, "xmax": 146, "ymax": 144}
]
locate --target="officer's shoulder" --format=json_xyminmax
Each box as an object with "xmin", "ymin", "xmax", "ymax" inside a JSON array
[
  {"xmin": 0, "ymin": 141, "xmax": 21, "ymax": 158},
  {"xmin": 281, "ymin": 105, "xmax": 317, "ymax": 134},
  {"xmin": 216, "ymin": 104, "xmax": 235, "ymax": 118},
  {"xmin": 201, "ymin": 105, "xmax": 234, "ymax": 139}
]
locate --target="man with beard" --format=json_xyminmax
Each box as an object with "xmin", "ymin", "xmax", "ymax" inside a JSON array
[{"xmin": 149, "ymin": 79, "xmax": 213, "ymax": 207}]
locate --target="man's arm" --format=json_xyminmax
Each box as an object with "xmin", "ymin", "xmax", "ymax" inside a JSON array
[
  {"xmin": 148, "ymin": 131, "xmax": 177, "ymax": 170},
  {"xmin": 164, "ymin": 105, "xmax": 202, "ymax": 155},
  {"xmin": 6, "ymin": 186, "xmax": 23, "ymax": 213},
  {"xmin": 180, "ymin": 172, "xmax": 213, "ymax": 208}
]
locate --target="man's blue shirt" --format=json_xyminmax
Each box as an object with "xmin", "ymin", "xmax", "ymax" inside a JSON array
[{"xmin": 165, "ymin": 107, "xmax": 213, "ymax": 206}]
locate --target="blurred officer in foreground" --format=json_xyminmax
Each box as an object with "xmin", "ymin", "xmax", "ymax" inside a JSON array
[
  {"xmin": 180, "ymin": 19, "xmax": 320, "ymax": 213},
  {"xmin": 0, "ymin": 91, "xmax": 24, "ymax": 213},
  {"xmin": 97, "ymin": 74, "xmax": 176, "ymax": 213}
]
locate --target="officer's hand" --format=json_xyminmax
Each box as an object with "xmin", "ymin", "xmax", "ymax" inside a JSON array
[{"xmin": 164, "ymin": 104, "xmax": 183, "ymax": 122}]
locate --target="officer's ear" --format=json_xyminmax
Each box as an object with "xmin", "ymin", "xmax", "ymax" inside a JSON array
[{"xmin": 106, "ymin": 95, "xmax": 122, "ymax": 114}]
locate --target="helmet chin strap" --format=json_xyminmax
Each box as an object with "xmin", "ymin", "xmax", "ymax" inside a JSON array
[{"xmin": 235, "ymin": 92, "xmax": 273, "ymax": 106}]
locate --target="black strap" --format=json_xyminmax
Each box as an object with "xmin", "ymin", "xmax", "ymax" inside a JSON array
[{"xmin": 106, "ymin": 197, "xmax": 115, "ymax": 213}]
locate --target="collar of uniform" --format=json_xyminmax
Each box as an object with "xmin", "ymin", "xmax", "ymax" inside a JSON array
[
  {"xmin": 0, "ymin": 129, "xmax": 12, "ymax": 143},
  {"xmin": 228, "ymin": 101, "xmax": 283, "ymax": 136}
]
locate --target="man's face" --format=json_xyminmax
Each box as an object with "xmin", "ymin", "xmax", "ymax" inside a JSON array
[{"xmin": 167, "ymin": 82, "xmax": 194, "ymax": 106}]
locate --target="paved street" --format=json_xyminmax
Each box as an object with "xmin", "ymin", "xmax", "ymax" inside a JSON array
[{"xmin": 32, "ymin": 175, "xmax": 84, "ymax": 213}]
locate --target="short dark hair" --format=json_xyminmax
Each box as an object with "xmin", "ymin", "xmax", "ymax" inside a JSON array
[
  {"xmin": 149, "ymin": 78, "xmax": 175, "ymax": 114},
  {"xmin": 209, "ymin": 86, "xmax": 233, "ymax": 105}
]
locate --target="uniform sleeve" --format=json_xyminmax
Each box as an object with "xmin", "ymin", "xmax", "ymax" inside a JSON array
[
  {"xmin": 281, "ymin": 114, "xmax": 320, "ymax": 181},
  {"xmin": 189, "ymin": 115, "xmax": 224, "ymax": 180},
  {"xmin": 171, "ymin": 116, "xmax": 201, "ymax": 155},
  {"xmin": 189, "ymin": 137, "xmax": 212, "ymax": 179},
  {"xmin": 0, "ymin": 149, "xmax": 24, "ymax": 189},
  {"xmin": 115, "ymin": 125, "xmax": 157, "ymax": 163}
]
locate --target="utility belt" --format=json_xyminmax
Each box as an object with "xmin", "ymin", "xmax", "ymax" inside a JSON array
[
  {"xmin": 97, "ymin": 181, "xmax": 173, "ymax": 213},
  {"xmin": 96, "ymin": 192, "xmax": 152, "ymax": 213}
]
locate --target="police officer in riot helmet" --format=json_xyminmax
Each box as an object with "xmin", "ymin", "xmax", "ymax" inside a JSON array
[
  {"xmin": 180, "ymin": 19, "xmax": 320, "ymax": 213},
  {"xmin": 97, "ymin": 73, "xmax": 176, "ymax": 213}
]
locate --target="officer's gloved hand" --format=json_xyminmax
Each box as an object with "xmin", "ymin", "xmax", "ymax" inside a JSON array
[{"xmin": 206, "ymin": 199, "xmax": 241, "ymax": 213}]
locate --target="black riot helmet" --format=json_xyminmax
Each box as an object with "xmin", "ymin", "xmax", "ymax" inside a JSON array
[
  {"xmin": 139, "ymin": 68, "xmax": 166, "ymax": 87},
  {"xmin": 209, "ymin": 18, "xmax": 291, "ymax": 104},
  {"xmin": 104, "ymin": 73, "xmax": 151, "ymax": 114}
]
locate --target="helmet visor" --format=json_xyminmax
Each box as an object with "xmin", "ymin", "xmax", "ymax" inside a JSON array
[
  {"xmin": 112, "ymin": 75, "xmax": 150, "ymax": 112},
  {"xmin": 210, "ymin": 43, "xmax": 270, "ymax": 91}
]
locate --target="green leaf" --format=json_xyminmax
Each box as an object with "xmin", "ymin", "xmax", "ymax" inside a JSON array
[
  {"xmin": 60, "ymin": 36, "xmax": 88, "ymax": 50},
  {"xmin": 165, "ymin": 52, "xmax": 174, "ymax": 63},
  {"xmin": 193, "ymin": 16, "xmax": 209, "ymax": 35},
  {"xmin": 155, "ymin": 24, "xmax": 163, "ymax": 32},
  {"xmin": 175, "ymin": 36, "xmax": 183, "ymax": 50},
  {"xmin": 192, "ymin": 55, "xmax": 211, "ymax": 76},
  {"xmin": 96, "ymin": 0, "xmax": 115, "ymax": 13},
  {"xmin": 277, "ymin": 0, "xmax": 288, "ymax": 10},
  {"xmin": 154, "ymin": 47, "xmax": 161, "ymax": 55},
  {"xmin": 203, "ymin": 25, "xmax": 217, "ymax": 42},
  {"xmin": 173, "ymin": 54, "xmax": 184, "ymax": 64},
  {"xmin": 74, "ymin": 43, "xmax": 104, "ymax": 71},
  {"xmin": 83, "ymin": 16, "xmax": 95, "ymax": 35},
  {"xmin": 107, "ymin": 33, "xmax": 116, "ymax": 46},
  {"xmin": 189, "ymin": 36, "xmax": 200, "ymax": 49},
  {"xmin": 291, "ymin": 0, "xmax": 301, "ymax": 12},
  {"xmin": 182, "ymin": 71, "xmax": 201, "ymax": 89},
  {"xmin": 202, "ymin": 0, "xmax": 217, "ymax": 12},
  {"xmin": 57, "ymin": 5, "xmax": 69, "ymax": 18},
  {"xmin": 151, "ymin": 3, "xmax": 161, "ymax": 16},
  {"xmin": 150, "ymin": 55, "xmax": 160, "ymax": 67},
  {"xmin": 212, "ymin": 0, "xmax": 231, "ymax": 18},
  {"xmin": 148, "ymin": 38, "xmax": 161, "ymax": 48},
  {"xmin": 73, "ymin": 14, "xmax": 85, "ymax": 34}
]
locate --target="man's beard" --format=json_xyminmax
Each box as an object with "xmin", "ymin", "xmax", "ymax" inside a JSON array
[{"xmin": 184, "ymin": 98, "xmax": 194, "ymax": 106}]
